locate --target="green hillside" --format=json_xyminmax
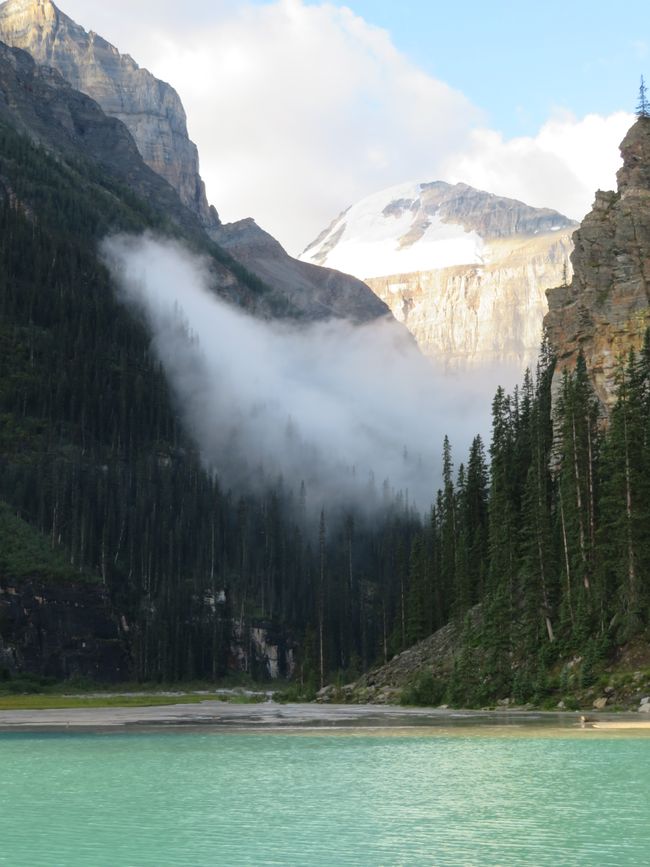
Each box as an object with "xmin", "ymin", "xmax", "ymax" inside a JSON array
[{"xmin": 0, "ymin": 499, "xmax": 97, "ymax": 583}]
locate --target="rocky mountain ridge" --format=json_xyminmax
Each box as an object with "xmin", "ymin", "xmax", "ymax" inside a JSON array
[
  {"xmin": 213, "ymin": 218, "xmax": 389, "ymax": 322},
  {"xmin": 0, "ymin": 39, "xmax": 204, "ymax": 237},
  {"xmin": 545, "ymin": 117, "xmax": 650, "ymax": 412},
  {"xmin": 0, "ymin": 0, "xmax": 391, "ymax": 326},
  {"xmin": 302, "ymin": 181, "xmax": 576, "ymax": 370},
  {"xmin": 0, "ymin": 0, "xmax": 218, "ymax": 228},
  {"xmin": 0, "ymin": 37, "xmax": 289, "ymax": 316}
]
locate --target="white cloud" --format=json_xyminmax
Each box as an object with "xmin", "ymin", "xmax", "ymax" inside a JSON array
[
  {"xmin": 146, "ymin": 1, "xmax": 482, "ymax": 253},
  {"xmin": 59, "ymin": 0, "xmax": 234, "ymax": 44},
  {"xmin": 60, "ymin": 2, "xmax": 634, "ymax": 253},
  {"xmin": 59, "ymin": 0, "xmax": 479, "ymax": 253},
  {"xmin": 443, "ymin": 112, "xmax": 633, "ymax": 221}
]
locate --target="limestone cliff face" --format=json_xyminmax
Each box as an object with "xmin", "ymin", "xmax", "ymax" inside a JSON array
[
  {"xmin": 0, "ymin": 0, "xmax": 217, "ymax": 228},
  {"xmin": 303, "ymin": 181, "xmax": 576, "ymax": 369},
  {"xmin": 0, "ymin": 39, "xmax": 208, "ymax": 240},
  {"xmin": 545, "ymin": 118, "xmax": 650, "ymax": 412},
  {"xmin": 367, "ymin": 231, "xmax": 573, "ymax": 369}
]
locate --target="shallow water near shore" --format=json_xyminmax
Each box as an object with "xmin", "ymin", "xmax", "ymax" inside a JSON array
[{"xmin": 2, "ymin": 725, "xmax": 650, "ymax": 866}]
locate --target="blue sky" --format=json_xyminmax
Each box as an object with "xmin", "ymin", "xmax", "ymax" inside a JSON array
[
  {"xmin": 316, "ymin": 0, "xmax": 644, "ymax": 135},
  {"xmin": 61, "ymin": 0, "xmax": 638, "ymax": 250}
]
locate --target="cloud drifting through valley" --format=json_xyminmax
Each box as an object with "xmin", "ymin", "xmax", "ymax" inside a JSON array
[{"xmin": 102, "ymin": 235, "xmax": 522, "ymax": 513}]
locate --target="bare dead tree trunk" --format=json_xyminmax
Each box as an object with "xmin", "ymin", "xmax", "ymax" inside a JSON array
[
  {"xmin": 559, "ymin": 488, "xmax": 574, "ymax": 625},
  {"xmin": 622, "ymin": 399, "xmax": 637, "ymax": 610},
  {"xmin": 571, "ymin": 413, "xmax": 589, "ymax": 589}
]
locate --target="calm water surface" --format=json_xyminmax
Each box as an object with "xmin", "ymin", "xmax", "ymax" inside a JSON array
[{"xmin": 1, "ymin": 728, "xmax": 649, "ymax": 866}]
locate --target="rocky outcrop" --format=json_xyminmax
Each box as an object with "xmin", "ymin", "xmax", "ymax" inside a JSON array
[
  {"xmin": 231, "ymin": 620, "xmax": 296, "ymax": 681},
  {"xmin": 0, "ymin": 39, "xmax": 209, "ymax": 239},
  {"xmin": 545, "ymin": 118, "xmax": 650, "ymax": 412},
  {"xmin": 213, "ymin": 218, "xmax": 391, "ymax": 323},
  {"xmin": 0, "ymin": 574, "xmax": 295, "ymax": 684},
  {"xmin": 0, "ymin": 1, "xmax": 393, "ymax": 326},
  {"xmin": 0, "ymin": 0, "xmax": 218, "ymax": 228},
  {"xmin": 0, "ymin": 576, "xmax": 128, "ymax": 681},
  {"xmin": 302, "ymin": 180, "xmax": 576, "ymax": 369},
  {"xmin": 367, "ymin": 231, "xmax": 573, "ymax": 369},
  {"xmin": 328, "ymin": 613, "xmax": 476, "ymax": 704}
]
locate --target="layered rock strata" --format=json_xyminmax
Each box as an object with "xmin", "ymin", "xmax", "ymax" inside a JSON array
[
  {"xmin": 302, "ymin": 180, "xmax": 576, "ymax": 369},
  {"xmin": 367, "ymin": 230, "xmax": 573, "ymax": 370},
  {"xmin": 0, "ymin": 0, "xmax": 218, "ymax": 228},
  {"xmin": 545, "ymin": 118, "xmax": 650, "ymax": 412}
]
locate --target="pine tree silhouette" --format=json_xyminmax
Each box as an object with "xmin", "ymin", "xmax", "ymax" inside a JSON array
[{"xmin": 637, "ymin": 75, "xmax": 649, "ymax": 117}]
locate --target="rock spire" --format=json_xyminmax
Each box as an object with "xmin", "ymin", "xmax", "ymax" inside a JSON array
[{"xmin": 544, "ymin": 117, "xmax": 650, "ymax": 414}]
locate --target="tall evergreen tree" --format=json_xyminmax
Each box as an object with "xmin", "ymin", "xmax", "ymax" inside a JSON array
[
  {"xmin": 598, "ymin": 350, "xmax": 650, "ymax": 634},
  {"xmin": 439, "ymin": 435, "xmax": 457, "ymax": 620},
  {"xmin": 555, "ymin": 353, "xmax": 600, "ymax": 641}
]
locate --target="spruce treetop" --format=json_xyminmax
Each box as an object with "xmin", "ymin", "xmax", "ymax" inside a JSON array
[{"xmin": 637, "ymin": 75, "xmax": 649, "ymax": 117}]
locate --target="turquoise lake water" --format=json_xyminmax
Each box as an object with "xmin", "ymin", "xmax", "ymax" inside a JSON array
[{"xmin": 1, "ymin": 729, "xmax": 649, "ymax": 866}]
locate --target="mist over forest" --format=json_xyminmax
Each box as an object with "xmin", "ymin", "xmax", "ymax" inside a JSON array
[{"xmin": 103, "ymin": 234, "xmax": 522, "ymax": 516}]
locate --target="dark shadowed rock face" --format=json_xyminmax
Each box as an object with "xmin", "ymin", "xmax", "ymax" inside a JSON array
[
  {"xmin": 0, "ymin": 4, "xmax": 396, "ymax": 326},
  {"xmin": 0, "ymin": 39, "xmax": 206, "ymax": 239},
  {"xmin": 545, "ymin": 118, "xmax": 650, "ymax": 414},
  {"xmin": 0, "ymin": 577, "xmax": 129, "ymax": 681},
  {"xmin": 0, "ymin": 0, "xmax": 218, "ymax": 228},
  {"xmin": 213, "ymin": 218, "xmax": 391, "ymax": 323}
]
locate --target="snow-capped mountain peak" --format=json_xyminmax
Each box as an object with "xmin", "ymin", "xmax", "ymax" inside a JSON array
[
  {"xmin": 301, "ymin": 180, "xmax": 578, "ymax": 372},
  {"xmin": 300, "ymin": 180, "xmax": 574, "ymax": 281}
]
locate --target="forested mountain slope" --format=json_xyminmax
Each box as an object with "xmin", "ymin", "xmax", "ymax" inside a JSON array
[
  {"xmin": 338, "ymin": 120, "xmax": 650, "ymax": 710},
  {"xmin": 0, "ymin": 39, "xmax": 420, "ymax": 684},
  {"xmin": 2, "ymin": 16, "xmax": 649, "ymax": 703}
]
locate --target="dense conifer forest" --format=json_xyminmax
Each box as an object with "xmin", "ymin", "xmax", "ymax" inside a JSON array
[
  {"xmin": 399, "ymin": 339, "xmax": 650, "ymax": 706},
  {"xmin": 2, "ymin": 113, "xmax": 650, "ymax": 703},
  {"xmin": 0, "ymin": 118, "xmax": 421, "ymax": 684}
]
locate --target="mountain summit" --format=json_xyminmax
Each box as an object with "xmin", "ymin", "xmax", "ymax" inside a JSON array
[
  {"xmin": 0, "ymin": 0, "xmax": 218, "ymax": 228},
  {"xmin": 0, "ymin": 0, "xmax": 393, "ymax": 324},
  {"xmin": 302, "ymin": 181, "xmax": 576, "ymax": 370},
  {"xmin": 301, "ymin": 180, "xmax": 574, "ymax": 280}
]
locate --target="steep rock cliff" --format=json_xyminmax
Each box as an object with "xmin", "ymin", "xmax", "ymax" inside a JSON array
[
  {"xmin": 367, "ymin": 231, "xmax": 573, "ymax": 369},
  {"xmin": 545, "ymin": 118, "xmax": 650, "ymax": 412},
  {"xmin": 0, "ymin": 0, "xmax": 391, "ymax": 326},
  {"xmin": 0, "ymin": 0, "xmax": 218, "ymax": 228},
  {"xmin": 0, "ymin": 38, "xmax": 206, "ymax": 239},
  {"xmin": 213, "ymin": 218, "xmax": 390, "ymax": 323},
  {"xmin": 302, "ymin": 181, "xmax": 576, "ymax": 369},
  {"xmin": 0, "ymin": 576, "xmax": 128, "ymax": 681}
]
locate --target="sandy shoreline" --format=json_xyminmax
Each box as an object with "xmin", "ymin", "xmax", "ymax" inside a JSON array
[{"xmin": 1, "ymin": 701, "xmax": 650, "ymax": 734}]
